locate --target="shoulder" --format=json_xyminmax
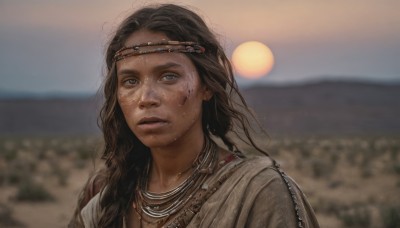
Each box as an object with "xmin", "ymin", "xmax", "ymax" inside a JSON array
[
  {"xmin": 236, "ymin": 156, "xmax": 320, "ymax": 228},
  {"xmin": 230, "ymin": 156, "xmax": 290, "ymax": 199},
  {"xmin": 80, "ymin": 190, "xmax": 102, "ymax": 228},
  {"xmin": 230, "ymin": 156, "xmax": 280, "ymax": 185},
  {"xmin": 217, "ymin": 156, "xmax": 320, "ymax": 227},
  {"xmin": 80, "ymin": 169, "xmax": 107, "ymax": 209}
]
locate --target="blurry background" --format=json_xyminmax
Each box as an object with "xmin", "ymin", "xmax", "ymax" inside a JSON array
[{"xmin": 0, "ymin": 0, "xmax": 399, "ymax": 227}]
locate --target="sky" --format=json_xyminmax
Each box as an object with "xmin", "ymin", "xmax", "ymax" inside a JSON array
[{"xmin": 1, "ymin": 0, "xmax": 400, "ymax": 94}]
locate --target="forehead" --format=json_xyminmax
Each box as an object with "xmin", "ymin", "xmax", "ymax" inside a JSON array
[{"xmin": 124, "ymin": 29, "xmax": 170, "ymax": 47}]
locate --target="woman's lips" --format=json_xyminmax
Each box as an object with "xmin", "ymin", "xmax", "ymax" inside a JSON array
[{"xmin": 137, "ymin": 117, "xmax": 168, "ymax": 131}]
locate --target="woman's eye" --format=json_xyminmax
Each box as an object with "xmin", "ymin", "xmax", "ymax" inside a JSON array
[
  {"xmin": 161, "ymin": 73, "xmax": 179, "ymax": 82},
  {"xmin": 123, "ymin": 78, "xmax": 139, "ymax": 86}
]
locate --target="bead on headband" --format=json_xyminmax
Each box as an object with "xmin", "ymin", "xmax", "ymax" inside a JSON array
[{"xmin": 114, "ymin": 41, "xmax": 205, "ymax": 62}]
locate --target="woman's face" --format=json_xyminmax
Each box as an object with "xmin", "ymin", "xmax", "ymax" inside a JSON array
[{"xmin": 116, "ymin": 30, "xmax": 210, "ymax": 149}]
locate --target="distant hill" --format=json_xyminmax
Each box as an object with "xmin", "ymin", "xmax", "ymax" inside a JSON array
[
  {"xmin": 0, "ymin": 80, "xmax": 399, "ymax": 137},
  {"xmin": 0, "ymin": 96, "xmax": 102, "ymax": 136},
  {"xmin": 242, "ymin": 80, "xmax": 400, "ymax": 137}
]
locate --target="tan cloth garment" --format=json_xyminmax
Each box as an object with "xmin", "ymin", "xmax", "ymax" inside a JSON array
[{"xmin": 81, "ymin": 156, "xmax": 320, "ymax": 228}]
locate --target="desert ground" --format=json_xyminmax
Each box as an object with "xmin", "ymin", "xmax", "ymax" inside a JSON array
[{"xmin": 0, "ymin": 135, "xmax": 399, "ymax": 228}]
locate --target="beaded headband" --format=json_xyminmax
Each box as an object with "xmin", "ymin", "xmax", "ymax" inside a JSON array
[{"xmin": 114, "ymin": 41, "xmax": 205, "ymax": 62}]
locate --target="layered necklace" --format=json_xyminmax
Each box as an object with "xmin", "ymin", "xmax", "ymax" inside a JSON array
[{"xmin": 133, "ymin": 138, "xmax": 218, "ymax": 226}]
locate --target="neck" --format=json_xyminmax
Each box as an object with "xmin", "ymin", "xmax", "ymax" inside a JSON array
[{"xmin": 148, "ymin": 134, "xmax": 206, "ymax": 192}]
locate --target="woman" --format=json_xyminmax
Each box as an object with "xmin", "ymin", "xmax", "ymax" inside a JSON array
[{"xmin": 70, "ymin": 4, "xmax": 319, "ymax": 228}]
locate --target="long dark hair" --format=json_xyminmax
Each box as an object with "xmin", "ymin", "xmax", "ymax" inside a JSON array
[{"xmin": 71, "ymin": 4, "xmax": 269, "ymax": 227}]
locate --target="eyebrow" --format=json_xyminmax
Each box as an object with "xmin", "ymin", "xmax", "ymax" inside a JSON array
[{"xmin": 117, "ymin": 62, "xmax": 182, "ymax": 76}]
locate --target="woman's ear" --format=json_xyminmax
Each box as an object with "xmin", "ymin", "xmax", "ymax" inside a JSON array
[{"xmin": 202, "ymin": 86, "xmax": 213, "ymax": 101}]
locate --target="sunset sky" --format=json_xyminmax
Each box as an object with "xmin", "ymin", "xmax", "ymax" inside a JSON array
[{"xmin": 1, "ymin": 0, "xmax": 399, "ymax": 93}]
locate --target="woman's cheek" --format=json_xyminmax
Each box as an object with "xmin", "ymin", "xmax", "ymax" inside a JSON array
[
  {"xmin": 173, "ymin": 88, "xmax": 191, "ymax": 108},
  {"xmin": 117, "ymin": 90, "xmax": 138, "ymax": 115},
  {"xmin": 118, "ymin": 87, "xmax": 138, "ymax": 102}
]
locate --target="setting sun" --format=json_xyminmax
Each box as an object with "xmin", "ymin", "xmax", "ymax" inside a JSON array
[{"xmin": 231, "ymin": 41, "xmax": 274, "ymax": 79}]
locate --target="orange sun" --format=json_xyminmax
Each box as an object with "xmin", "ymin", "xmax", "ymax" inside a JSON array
[{"xmin": 231, "ymin": 41, "xmax": 274, "ymax": 79}]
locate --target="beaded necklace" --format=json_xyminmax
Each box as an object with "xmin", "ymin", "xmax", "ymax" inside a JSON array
[{"xmin": 133, "ymin": 138, "xmax": 218, "ymax": 227}]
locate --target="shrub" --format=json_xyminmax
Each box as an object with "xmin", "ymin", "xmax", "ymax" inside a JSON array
[
  {"xmin": 51, "ymin": 164, "xmax": 69, "ymax": 186},
  {"xmin": 7, "ymin": 172, "xmax": 24, "ymax": 185},
  {"xmin": 77, "ymin": 146, "xmax": 95, "ymax": 160},
  {"xmin": 310, "ymin": 158, "xmax": 332, "ymax": 178},
  {"xmin": 338, "ymin": 206, "xmax": 371, "ymax": 227},
  {"xmin": 393, "ymin": 163, "xmax": 400, "ymax": 175},
  {"xmin": 311, "ymin": 197, "xmax": 345, "ymax": 215},
  {"xmin": 381, "ymin": 205, "xmax": 400, "ymax": 228},
  {"xmin": 3, "ymin": 149, "xmax": 18, "ymax": 161},
  {"xmin": 361, "ymin": 166, "xmax": 373, "ymax": 178},
  {"xmin": 0, "ymin": 203, "xmax": 25, "ymax": 227},
  {"xmin": 15, "ymin": 180, "xmax": 55, "ymax": 202}
]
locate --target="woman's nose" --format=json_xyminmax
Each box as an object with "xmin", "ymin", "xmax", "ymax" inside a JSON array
[{"xmin": 137, "ymin": 81, "xmax": 160, "ymax": 109}]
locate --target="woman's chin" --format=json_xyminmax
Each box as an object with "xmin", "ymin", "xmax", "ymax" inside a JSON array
[{"xmin": 138, "ymin": 136, "xmax": 178, "ymax": 149}]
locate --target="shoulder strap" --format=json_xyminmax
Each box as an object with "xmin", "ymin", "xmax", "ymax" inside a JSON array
[{"xmin": 273, "ymin": 161, "xmax": 306, "ymax": 228}]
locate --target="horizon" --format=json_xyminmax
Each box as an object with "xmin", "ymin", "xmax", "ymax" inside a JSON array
[{"xmin": 1, "ymin": 77, "xmax": 399, "ymax": 99}]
